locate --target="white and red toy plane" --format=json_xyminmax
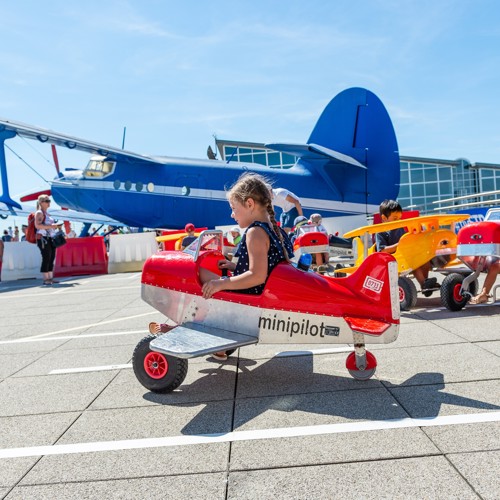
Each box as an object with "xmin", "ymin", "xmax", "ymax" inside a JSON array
[{"xmin": 133, "ymin": 230, "xmax": 400, "ymax": 393}]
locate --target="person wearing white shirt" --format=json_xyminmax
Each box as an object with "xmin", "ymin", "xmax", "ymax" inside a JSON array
[{"xmin": 271, "ymin": 187, "xmax": 303, "ymax": 233}]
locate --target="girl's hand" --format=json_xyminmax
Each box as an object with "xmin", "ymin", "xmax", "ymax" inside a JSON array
[
  {"xmin": 202, "ymin": 278, "xmax": 228, "ymax": 299},
  {"xmin": 218, "ymin": 259, "xmax": 236, "ymax": 271}
]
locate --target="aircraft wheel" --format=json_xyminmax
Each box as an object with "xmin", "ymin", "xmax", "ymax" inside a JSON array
[
  {"xmin": 398, "ymin": 276, "xmax": 418, "ymax": 311},
  {"xmin": 345, "ymin": 351, "xmax": 377, "ymax": 380},
  {"xmin": 132, "ymin": 335, "xmax": 188, "ymax": 393},
  {"xmin": 441, "ymin": 273, "xmax": 478, "ymax": 311}
]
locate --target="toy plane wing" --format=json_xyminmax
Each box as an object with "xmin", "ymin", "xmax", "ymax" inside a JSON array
[
  {"xmin": 343, "ymin": 214, "xmax": 471, "ymax": 239},
  {"xmin": 149, "ymin": 322, "xmax": 258, "ymax": 359}
]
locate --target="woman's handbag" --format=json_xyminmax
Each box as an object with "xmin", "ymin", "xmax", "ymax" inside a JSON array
[{"xmin": 52, "ymin": 230, "xmax": 67, "ymax": 248}]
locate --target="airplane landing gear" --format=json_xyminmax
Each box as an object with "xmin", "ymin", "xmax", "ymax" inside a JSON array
[{"xmin": 345, "ymin": 334, "xmax": 377, "ymax": 380}]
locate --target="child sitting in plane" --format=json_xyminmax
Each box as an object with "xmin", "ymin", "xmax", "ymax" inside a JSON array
[
  {"xmin": 376, "ymin": 199, "xmax": 437, "ymax": 291},
  {"xmin": 309, "ymin": 213, "xmax": 331, "ymax": 271},
  {"xmin": 201, "ymin": 172, "xmax": 293, "ymax": 298},
  {"xmin": 290, "ymin": 215, "xmax": 309, "ymax": 244},
  {"xmin": 150, "ymin": 173, "xmax": 294, "ymax": 360},
  {"xmin": 181, "ymin": 223, "xmax": 197, "ymax": 250}
]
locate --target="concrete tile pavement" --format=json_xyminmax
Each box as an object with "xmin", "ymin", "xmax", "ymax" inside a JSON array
[{"xmin": 0, "ymin": 272, "xmax": 498, "ymax": 499}]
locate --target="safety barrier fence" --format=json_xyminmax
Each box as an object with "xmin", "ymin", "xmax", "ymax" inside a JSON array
[
  {"xmin": 55, "ymin": 236, "xmax": 108, "ymax": 277},
  {"xmin": 0, "ymin": 232, "xmax": 160, "ymax": 282}
]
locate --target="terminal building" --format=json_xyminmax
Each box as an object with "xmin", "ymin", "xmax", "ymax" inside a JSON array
[{"xmin": 214, "ymin": 139, "xmax": 500, "ymax": 215}]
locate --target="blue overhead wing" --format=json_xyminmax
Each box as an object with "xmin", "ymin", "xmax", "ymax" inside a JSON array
[
  {"xmin": 0, "ymin": 117, "xmax": 158, "ymax": 164},
  {"xmin": 0, "ymin": 202, "xmax": 126, "ymax": 226}
]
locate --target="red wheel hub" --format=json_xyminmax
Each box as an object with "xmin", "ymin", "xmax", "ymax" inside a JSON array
[
  {"xmin": 398, "ymin": 286, "xmax": 405, "ymax": 303},
  {"xmin": 345, "ymin": 350, "xmax": 377, "ymax": 371},
  {"xmin": 452, "ymin": 283, "xmax": 463, "ymax": 302},
  {"xmin": 144, "ymin": 351, "xmax": 168, "ymax": 379}
]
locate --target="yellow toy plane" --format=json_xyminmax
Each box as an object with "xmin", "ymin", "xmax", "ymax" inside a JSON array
[{"xmin": 341, "ymin": 214, "xmax": 470, "ymax": 310}]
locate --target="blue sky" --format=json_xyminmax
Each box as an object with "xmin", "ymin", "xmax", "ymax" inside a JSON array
[{"xmin": 1, "ymin": 0, "xmax": 500, "ymax": 231}]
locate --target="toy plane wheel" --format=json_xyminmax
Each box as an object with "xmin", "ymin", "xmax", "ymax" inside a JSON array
[
  {"xmin": 133, "ymin": 334, "xmax": 188, "ymax": 393},
  {"xmin": 441, "ymin": 273, "xmax": 478, "ymax": 312},
  {"xmin": 398, "ymin": 277, "xmax": 418, "ymax": 311},
  {"xmin": 345, "ymin": 351, "xmax": 377, "ymax": 380}
]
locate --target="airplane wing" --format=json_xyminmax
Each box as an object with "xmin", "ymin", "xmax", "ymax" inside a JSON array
[
  {"xmin": 0, "ymin": 201, "xmax": 126, "ymax": 226},
  {"xmin": 149, "ymin": 322, "xmax": 258, "ymax": 359},
  {"xmin": 0, "ymin": 117, "xmax": 159, "ymax": 164}
]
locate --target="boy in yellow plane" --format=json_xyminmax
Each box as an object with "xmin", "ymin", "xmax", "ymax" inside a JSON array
[{"xmin": 376, "ymin": 199, "xmax": 438, "ymax": 292}]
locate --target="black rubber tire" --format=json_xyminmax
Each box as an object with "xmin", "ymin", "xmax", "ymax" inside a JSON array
[
  {"xmin": 348, "ymin": 367, "xmax": 376, "ymax": 380},
  {"xmin": 398, "ymin": 276, "xmax": 418, "ymax": 310},
  {"xmin": 225, "ymin": 349, "xmax": 236, "ymax": 357},
  {"xmin": 132, "ymin": 334, "xmax": 188, "ymax": 393},
  {"xmin": 441, "ymin": 273, "xmax": 478, "ymax": 311}
]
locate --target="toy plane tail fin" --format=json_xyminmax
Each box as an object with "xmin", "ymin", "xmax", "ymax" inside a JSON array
[{"xmin": 345, "ymin": 252, "xmax": 400, "ymax": 324}]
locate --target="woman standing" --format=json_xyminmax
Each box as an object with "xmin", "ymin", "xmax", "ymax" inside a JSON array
[{"xmin": 34, "ymin": 195, "xmax": 61, "ymax": 286}]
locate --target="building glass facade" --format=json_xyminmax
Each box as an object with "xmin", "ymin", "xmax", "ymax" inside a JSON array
[{"xmin": 217, "ymin": 140, "xmax": 297, "ymax": 169}]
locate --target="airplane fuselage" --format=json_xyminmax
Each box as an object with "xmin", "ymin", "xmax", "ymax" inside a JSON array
[{"xmin": 52, "ymin": 156, "xmax": 382, "ymax": 229}]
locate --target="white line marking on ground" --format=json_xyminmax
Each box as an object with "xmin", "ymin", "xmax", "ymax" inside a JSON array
[
  {"xmin": 18, "ymin": 312, "xmax": 157, "ymax": 341},
  {"xmin": 1, "ymin": 411, "xmax": 499, "ymax": 459},
  {"xmin": 0, "ymin": 330, "xmax": 144, "ymax": 345},
  {"xmin": 49, "ymin": 364, "xmax": 132, "ymax": 374},
  {"xmin": 0, "ymin": 285, "xmax": 139, "ymax": 300},
  {"xmin": 276, "ymin": 347, "xmax": 352, "ymax": 357}
]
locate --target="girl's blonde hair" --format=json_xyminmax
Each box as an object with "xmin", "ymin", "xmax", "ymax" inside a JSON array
[{"xmin": 227, "ymin": 172, "xmax": 290, "ymax": 261}]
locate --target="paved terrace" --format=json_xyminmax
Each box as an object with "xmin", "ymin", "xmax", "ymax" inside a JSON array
[{"xmin": 0, "ymin": 272, "xmax": 499, "ymax": 499}]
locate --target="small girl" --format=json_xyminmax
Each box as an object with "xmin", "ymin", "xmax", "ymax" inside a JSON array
[
  {"xmin": 202, "ymin": 172, "xmax": 293, "ymax": 298},
  {"xmin": 149, "ymin": 173, "xmax": 294, "ymax": 359}
]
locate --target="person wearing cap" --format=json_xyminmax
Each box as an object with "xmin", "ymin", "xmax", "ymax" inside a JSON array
[
  {"xmin": 34, "ymin": 194, "xmax": 63, "ymax": 286},
  {"xmin": 230, "ymin": 226, "xmax": 241, "ymax": 246},
  {"xmin": 181, "ymin": 223, "xmax": 197, "ymax": 250},
  {"xmin": 309, "ymin": 213, "xmax": 332, "ymax": 272},
  {"xmin": 290, "ymin": 215, "xmax": 309, "ymax": 244}
]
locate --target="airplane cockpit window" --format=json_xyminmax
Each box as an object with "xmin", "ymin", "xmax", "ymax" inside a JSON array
[{"xmin": 83, "ymin": 158, "xmax": 116, "ymax": 178}]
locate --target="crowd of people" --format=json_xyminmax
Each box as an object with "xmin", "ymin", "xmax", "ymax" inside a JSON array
[{"xmin": 2, "ymin": 226, "xmax": 22, "ymax": 242}]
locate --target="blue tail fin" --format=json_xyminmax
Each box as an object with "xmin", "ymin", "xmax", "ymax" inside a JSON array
[{"xmin": 267, "ymin": 87, "xmax": 400, "ymax": 207}]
